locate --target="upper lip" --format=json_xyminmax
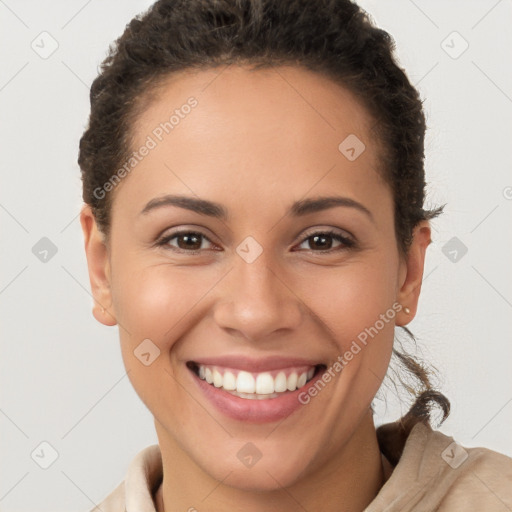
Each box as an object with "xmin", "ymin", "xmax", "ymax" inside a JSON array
[{"xmin": 187, "ymin": 355, "xmax": 323, "ymax": 373}]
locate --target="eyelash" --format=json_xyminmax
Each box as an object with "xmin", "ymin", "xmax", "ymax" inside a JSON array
[{"xmin": 155, "ymin": 229, "xmax": 356, "ymax": 254}]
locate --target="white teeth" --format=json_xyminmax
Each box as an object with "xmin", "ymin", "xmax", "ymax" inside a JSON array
[
  {"xmin": 223, "ymin": 371, "xmax": 236, "ymax": 391},
  {"xmin": 287, "ymin": 372, "xmax": 298, "ymax": 391},
  {"xmin": 213, "ymin": 369, "xmax": 223, "ymax": 388},
  {"xmin": 195, "ymin": 364, "xmax": 318, "ymax": 397},
  {"xmin": 256, "ymin": 373, "xmax": 274, "ymax": 394},
  {"xmin": 274, "ymin": 372, "xmax": 287, "ymax": 393},
  {"xmin": 236, "ymin": 371, "xmax": 255, "ymax": 393}
]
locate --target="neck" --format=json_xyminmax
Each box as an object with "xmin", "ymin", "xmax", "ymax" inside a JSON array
[{"xmin": 155, "ymin": 411, "xmax": 385, "ymax": 512}]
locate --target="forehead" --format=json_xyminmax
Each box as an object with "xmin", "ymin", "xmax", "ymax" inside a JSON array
[
  {"xmin": 133, "ymin": 64, "xmax": 377, "ymax": 152},
  {"xmin": 115, "ymin": 65, "xmax": 389, "ymax": 219}
]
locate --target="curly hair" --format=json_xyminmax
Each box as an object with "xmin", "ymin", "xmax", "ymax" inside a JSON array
[{"xmin": 78, "ymin": 0, "xmax": 450, "ymax": 436}]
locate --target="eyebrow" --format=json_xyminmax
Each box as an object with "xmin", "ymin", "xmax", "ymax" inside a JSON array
[{"xmin": 140, "ymin": 194, "xmax": 374, "ymax": 222}]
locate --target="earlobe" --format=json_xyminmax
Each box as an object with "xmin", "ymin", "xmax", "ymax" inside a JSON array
[
  {"xmin": 91, "ymin": 303, "xmax": 117, "ymax": 326},
  {"xmin": 79, "ymin": 204, "xmax": 117, "ymax": 327},
  {"xmin": 396, "ymin": 221, "xmax": 431, "ymax": 326}
]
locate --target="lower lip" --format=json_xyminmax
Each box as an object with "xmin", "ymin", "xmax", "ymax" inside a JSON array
[{"xmin": 190, "ymin": 369, "xmax": 323, "ymax": 423}]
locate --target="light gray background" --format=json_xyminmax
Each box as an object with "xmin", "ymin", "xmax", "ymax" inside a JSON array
[{"xmin": 1, "ymin": 1, "xmax": 511, "ymax": 510}]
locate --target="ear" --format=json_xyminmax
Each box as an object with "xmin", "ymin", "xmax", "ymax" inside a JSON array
[
  {"xmin": 79, "ymin": 204, "xmax": 117, "ymax": 326},
  {"xmin": 395, "ymin": 221, "xmax": 431, "ymax": 326}
]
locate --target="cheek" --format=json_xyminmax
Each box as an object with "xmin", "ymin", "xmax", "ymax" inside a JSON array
[
  {"xmin": 111, "ymin": 262, "xmax": 204, "ymax": 414},
  {"xmin": 111, "ymin": 261, "xmax": 211, "ymax": 343},
  {"xmin": 298, "ymin": 258, "xmax": 399, "ymax": 346},
  {"xmin": 296, "ymin": 256, "xmax": 398, "ymax": 405},
  {"xmin": 110, "ymin": 261, "xmax": 224, "ymax": 407}
]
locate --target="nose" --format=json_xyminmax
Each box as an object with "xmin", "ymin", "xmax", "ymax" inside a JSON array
[{"xmin": 213, "ymin": 250, "xmax": 303, "ymax": 342}]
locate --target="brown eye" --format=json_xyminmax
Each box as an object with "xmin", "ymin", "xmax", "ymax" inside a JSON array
[
  {"xmin": 175, "ymin": 233, "xmax": 203, "ymax": 250},
  {"xmin": 308, "ymin": 234, "xmax": 335, "ymax": 250},
  {"xmin": 296, "ymin": 230, "xmax": 355, "ymax": 252},
  {"xmin": 158, "ymin": 231, "xmax": 214, "ymax": 252}
]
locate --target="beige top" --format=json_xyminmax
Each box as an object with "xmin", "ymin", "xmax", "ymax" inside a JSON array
[{"xmin": 90, "ymin": 422, "xmax": 512, "ymax": 511}]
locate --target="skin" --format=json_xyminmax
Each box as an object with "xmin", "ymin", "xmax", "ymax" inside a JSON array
[{"xmin": 80, "ymin": 65, "xmax": 431, "ymax": 512}]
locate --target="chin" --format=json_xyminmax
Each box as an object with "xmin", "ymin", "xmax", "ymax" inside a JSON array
[
  {"xmin": 220, "ymin": 462, "xmax": 308, "ymax": 492},
  {"xmin": 193, "ymin": 437, "xmax": 318, "ymax": 492}
]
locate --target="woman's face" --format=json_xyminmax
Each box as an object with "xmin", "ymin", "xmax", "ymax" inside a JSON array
[{"xmin": 82, "ymin": 65, "xmax": 429, "ymax": 490}]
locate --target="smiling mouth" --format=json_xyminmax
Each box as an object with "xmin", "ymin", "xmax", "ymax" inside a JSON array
[{"xmin": 187, "ymin": 362, "xmax": 326, "ymax": 399}]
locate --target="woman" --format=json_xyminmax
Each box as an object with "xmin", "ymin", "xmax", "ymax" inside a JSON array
[{"xmin": 78, "ymin": 0, "xmax": 512, "ymax": 510}]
